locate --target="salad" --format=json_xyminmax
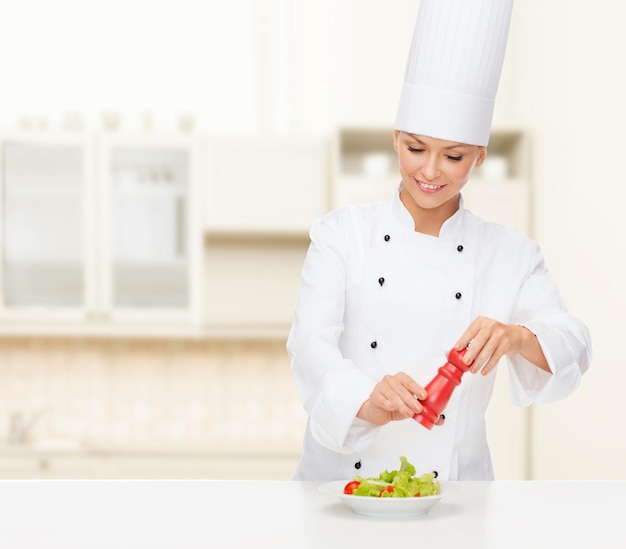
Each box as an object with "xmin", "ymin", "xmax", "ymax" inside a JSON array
[{"xmin": 343, "ymin": 456, "xmax": 440, "ymax": 498}]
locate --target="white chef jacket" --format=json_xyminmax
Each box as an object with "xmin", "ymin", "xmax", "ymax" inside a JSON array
[{"xmin": 287, "ymin": 187, "xmax": 591, "ymax": 481}]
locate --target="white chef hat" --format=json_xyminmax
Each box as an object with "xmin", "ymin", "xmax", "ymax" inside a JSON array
[{"xmin": 395, "ymin": 0, "xmax": 514, "ymax": 146}]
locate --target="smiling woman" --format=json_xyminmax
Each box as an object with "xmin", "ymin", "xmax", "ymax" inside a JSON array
[
  {"xmin": 287, "ymin": 0, "xmax": 591, "ymax": 483},
  {"xmin": 393, "ymin": 132, "xmax": 486, "ymax": 236}
]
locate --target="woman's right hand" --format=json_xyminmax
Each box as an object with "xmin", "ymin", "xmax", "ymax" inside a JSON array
[{"xmin": 357, "ymin": 373, "xmax": 427, "ymax": 426}]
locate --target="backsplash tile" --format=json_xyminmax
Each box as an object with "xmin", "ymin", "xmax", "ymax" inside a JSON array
[{"xmin": 0, "ymin": 338, "xmax": 307, "ymax": 454}]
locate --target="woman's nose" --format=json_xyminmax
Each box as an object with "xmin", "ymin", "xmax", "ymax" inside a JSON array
[{"xmin": 421, "ymin": 155, "xmax": 440, "ymax": 180}]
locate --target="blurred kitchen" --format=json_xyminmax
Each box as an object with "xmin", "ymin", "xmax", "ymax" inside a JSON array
[{"xmin": 0, "ymin": 0, "xmax": 624, "ymax": 480}]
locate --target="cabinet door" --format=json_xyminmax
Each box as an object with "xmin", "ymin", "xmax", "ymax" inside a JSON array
[
  {"xmin": 332, "ymin": 128, "xmax": 399, "ymax": 208},
  {"xmin": 0, "ymin": 134, "xmax": 95, "ymax": 315},
  {"xmin": 463, "ymin": 131, "xmax": 531, "ymax": 235},
  {"xmin": 203, "ymin": 240, "xmax": 308, "ymax": 336},
  {"xmin": 205, "ymin": 134, "xmax": 328, "ymax": 235},
  {"xmin": 99, "ymin": 136, "xmax": 202, "ymax": 321}
]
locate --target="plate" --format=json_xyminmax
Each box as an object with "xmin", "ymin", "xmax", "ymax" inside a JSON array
[{"xmin": 319, "ymin": 480, "xmax": 457, "ymax": 518}]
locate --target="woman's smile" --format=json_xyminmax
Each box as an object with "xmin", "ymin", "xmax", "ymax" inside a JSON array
[{"xmin": 415, "ymin": 179, "xmax": 445, "ymax": 193}]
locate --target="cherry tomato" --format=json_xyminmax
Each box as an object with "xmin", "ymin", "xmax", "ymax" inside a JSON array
[
  {"xmin": 414, "ymin": 493, "xmax": 421, "ymax": 497},
  {"xmin": 343, "ymin": 481, "xmax": 361, "ymax": 494},
  {"xmin": 378, "ymin": 486, "xmax": 394, "ymax": 497}
]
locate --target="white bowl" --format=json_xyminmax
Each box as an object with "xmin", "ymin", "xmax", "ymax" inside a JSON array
[{"xmin": 319, "ymin": 480, "xmax": 458, "ymax": 518}]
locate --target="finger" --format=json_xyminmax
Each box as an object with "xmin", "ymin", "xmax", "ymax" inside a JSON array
[
  {"xmin": 374, "ymin": 386, "xmax": 399, "ymax": 410},
  {"xmin": 470, "ymin": 355, "xmax": 490, "ymax": 374},
  {"xmin": 392, "ymin": 385, "xmax": 425, "ymax": 416},
  {"xmin": 480, "ymin": 361, "xmax": 498, "ymax": 376},
  {"xmin": 388, "ymin": 375, "xmax": 427, "ymax": 414},
  {"xmin": 399, "ymin": 378, "xmax": 428, "ymax": 415},
  {"xmin": 395, "ymin": 373, "xmax": 427, "ymax": 400},
  {"xmin": 375, "ymin": 386, "xmax": 418, "ymax": 417},
  {"xmin": 454, "ymin": 318, "xmax": 483, "ymax": 351},
  {"xmin": 479, "ymin": 341, "xmax": 507, "ymax": 376},
  {"xmin": 405, "ymin": 393, "xmax": 424, "ymax": 415},
  {"xmin": 454, "ymin": 330, "xmax": 476, "ymax": 352},
  {"xmin": 464, "ymin": 337, "xmax": 489, "ymax": 369},
  {"xmin": 386, "ymin": 384, "xmax": 423, "ymax": 416},
  {"xmin": 387, "ymin": 393, "xmax": 419, "ymax": 417},
  {"xmin": 375, "ymin": 373, "xmax": 426, "ymax": 416},
  {"xmin": 472, "ymin": 337, "xmax": 505, "ymax": 374}
]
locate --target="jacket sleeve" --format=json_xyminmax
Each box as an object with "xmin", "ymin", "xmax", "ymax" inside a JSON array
[
  {"xmin": 506, "ymin": 245, "xmax": 592, "ymax": 406},
  {"xmin": 286, "ymin": 212, "xmax": 379, "ymax": 453}
]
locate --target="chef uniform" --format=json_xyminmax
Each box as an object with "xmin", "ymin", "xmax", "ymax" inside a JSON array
[{"xmin": 287, "ymin": 0, "xmax": 592, "ymax": 481}]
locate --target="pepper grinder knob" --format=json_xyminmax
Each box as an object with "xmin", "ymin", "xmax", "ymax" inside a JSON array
[{"xmin": 413, "ymin": 348, "xmax": 473, "ymax": 430}]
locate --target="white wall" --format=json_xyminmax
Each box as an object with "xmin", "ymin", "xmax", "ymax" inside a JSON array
[
  {"xmin": 0, "ymin": 0, "xmax": 261, "ymax": 132},
  {"xmin": 510, "ymin": 1, "xmax": 626, "ymax": 480},
  {"xmin": 1, "ymin": 0, "xmax": 623, "ymax": 479},
  {"xmin": 0, "ymin": 0, "xmax": 419, "ymax": 133}
]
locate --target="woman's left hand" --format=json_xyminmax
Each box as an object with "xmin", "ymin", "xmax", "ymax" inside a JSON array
[{"xmin": 454, "ymin": 316, "xmax": 532, "ymax": 376}]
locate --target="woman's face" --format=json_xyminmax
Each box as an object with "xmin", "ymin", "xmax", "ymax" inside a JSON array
[{"xmin": 393, "ymin": 131, "xmax": 486, "ymax": 218}]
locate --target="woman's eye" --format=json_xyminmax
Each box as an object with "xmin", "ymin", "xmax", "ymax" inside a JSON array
[
  {"xmin": 447, "ymin": 155, "xmax": 463, "ymax": 162},
  {"xmin": 407, "ymin": 147, "xmax": 423, "ymax": 153}
]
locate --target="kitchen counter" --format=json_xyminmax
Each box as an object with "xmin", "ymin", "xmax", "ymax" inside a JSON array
[{"xmin": 0, "ymin": 480, "xmax": 624, "ymax": 548}]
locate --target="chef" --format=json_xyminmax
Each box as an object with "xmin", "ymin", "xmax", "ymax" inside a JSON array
[{"xmin": 287, "ymin": 0, "xmax": 591, "ymax": 481}]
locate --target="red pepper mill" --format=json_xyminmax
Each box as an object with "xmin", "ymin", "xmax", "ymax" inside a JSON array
[{"xmin": 413, "ymin": 348, "xmax": 473, "ymax": 430}]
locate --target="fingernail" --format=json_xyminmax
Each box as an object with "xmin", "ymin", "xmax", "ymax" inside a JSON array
[{"xmin": 419, "ymin": 391, "xmax": 427, "ymax": 399}]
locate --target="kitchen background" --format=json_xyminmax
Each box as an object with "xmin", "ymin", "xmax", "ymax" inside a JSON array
[{"xmin": 0, "ymin": 0, "xmax": 623, "ymax": 480}]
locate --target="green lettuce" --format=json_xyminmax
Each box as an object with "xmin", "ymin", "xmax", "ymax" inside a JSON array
[{"xmin": 350, "ymin": 456, "xmax": 440, "ymax": 498}]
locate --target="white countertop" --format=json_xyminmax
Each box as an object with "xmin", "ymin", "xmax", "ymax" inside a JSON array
[{"xmin": 0, "ymin": 480, "xmax": 624, "ymax": 548}]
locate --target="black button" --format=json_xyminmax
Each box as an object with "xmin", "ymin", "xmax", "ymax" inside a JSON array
[
  {"xmin": 355, "ymin": 461, "xmax": 362, "ymax": 470},
  {"xmin": 455, "ymin": 292, "xmax": 462, "ymax": 300},
  {"xmin": 378, "ymin": 277, "xmax": 385, "ymax": 286},
  {"xmin": 384, "ymin": 234, "xmax": 390, "ymax": 242},
  {"xmin": 433, "ymin": 470, "xmax": 438, "ymax": 479},
  {"xmin": 370, "ymin": 341, "xmax": 377, "ymax": 349},
  {"xmin": 457, "ymin": 245, "xmax": 464, "ymax": 252}
]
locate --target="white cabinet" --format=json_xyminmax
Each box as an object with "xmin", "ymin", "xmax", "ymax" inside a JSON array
[
  {"xmin": 0, "ymin": 134, "xmax": 95, "ymax": 315},
  {"xmin": 0, "ymin": 130, "xmax": 328, "ymax": 338},
  {"xmin": 202, "ymin": 133, "xmax": 327, "ymax": 337},
  {"xmin": 205, "ymin": 134, "xmax": 329, "ymax": 236},
  {"xmin": 462, "ymin": 130, "xmax": 532, "ymax": 236},
  {"xmin": 97, "ymin": 135, "xmax": 203, "ymax": 326},
  {"xmin": 331, "ymin": 127, "xmax": 400, "ymax": 209},
  {"xmin": 0, "ymin": 132, "xmax": 203, "ymax": 336},
  {"xmin": 203, "ymin": 239, "xmax": 308, "ymax": 338}
]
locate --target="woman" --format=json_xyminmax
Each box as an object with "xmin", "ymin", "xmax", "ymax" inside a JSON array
[{"xmin": 287, "ymin": 0, "xmax": 591, "ymax": 481}]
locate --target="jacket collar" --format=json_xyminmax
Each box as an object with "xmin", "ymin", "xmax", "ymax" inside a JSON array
[{"xmin": 390, "ymin": 184, "xmax": 466, "ymax": 238}]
